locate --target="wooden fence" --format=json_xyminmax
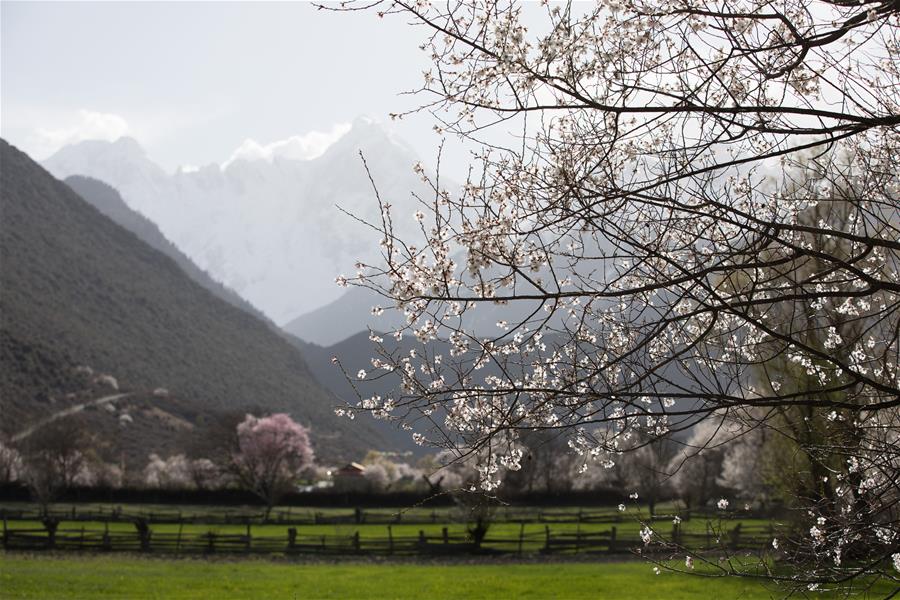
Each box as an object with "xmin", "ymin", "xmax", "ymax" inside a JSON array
[{"xmin": 1, "ymin": 520, "xmax": 776, "ymax": 558}]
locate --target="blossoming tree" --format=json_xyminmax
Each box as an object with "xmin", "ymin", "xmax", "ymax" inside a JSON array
[
  {"xmin": 228, "ymin": 413, "xmax": 314, "ymax": 514},
  {"xmin": 329, "ymin": 0, "xmax": 899, "ymax": 589}
]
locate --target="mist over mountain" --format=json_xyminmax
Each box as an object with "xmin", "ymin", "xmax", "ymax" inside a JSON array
[
  {"xmin": 42, "ymin": 117, "xmax": 432, "ymax": 324},
  {"xmin": 0, "ymin": 139, "xmax": 385, "ymax": 463},
  {"xmin": 64, "ymin": 175, "xmax": 270, "ymax": 325}
]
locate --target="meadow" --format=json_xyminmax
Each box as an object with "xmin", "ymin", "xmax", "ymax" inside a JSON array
[
  {"xmin": 2, "ymin": 503, "xmax": 897, "ymax": 598},
  {"xmin": 3, "ymin": 553, "xmax": 894, "ymax": 600}
]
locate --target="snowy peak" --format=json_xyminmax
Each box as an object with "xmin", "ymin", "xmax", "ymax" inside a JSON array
[
  {"xmin": 324, "ymin": 115, "xmax": 416, "ymax": 162},
  {"xmin": 46, "ymin": 136, "xmax": 156, "ymax": 170},
  {"xmin": 43, "ymin": 136, "xmax": 169, "ymax": 196},
  {"xmin": 222, "ymin": 122, "xmax": 356, "ymax": 169},
  {"xmin": 39, "ymin": 120, "xmax": 433, "ymax": 324}
]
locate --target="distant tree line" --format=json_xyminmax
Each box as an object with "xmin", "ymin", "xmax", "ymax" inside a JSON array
[{"xmin": 1, "ymin": 408, "xmax": 793, "ymax": 516}]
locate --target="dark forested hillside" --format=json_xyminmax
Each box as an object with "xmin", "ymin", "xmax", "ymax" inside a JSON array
[{"xmin": 0, "ymin": 140, "xmax": 384, "ymax": 463}]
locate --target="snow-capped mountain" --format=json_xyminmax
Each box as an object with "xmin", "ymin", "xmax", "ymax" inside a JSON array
[{"xmin": 42, "ymin": 117, "xmax": 430, "ymax": 323}]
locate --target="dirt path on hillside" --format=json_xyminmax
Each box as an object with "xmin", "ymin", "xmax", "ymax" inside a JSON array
[{"xmin": 11, "ymin": 392, "xmax": 133, "ymax": 442}]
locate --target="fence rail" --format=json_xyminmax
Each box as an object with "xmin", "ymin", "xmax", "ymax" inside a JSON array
[{"xmin": 1, "ymin": 518, "xmax": 776, "ymax": 558}]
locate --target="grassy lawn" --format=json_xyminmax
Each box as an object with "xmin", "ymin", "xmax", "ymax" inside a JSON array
[{"xmin": 2, "ymin": 553, "xmax": 892, "ymax": 599}]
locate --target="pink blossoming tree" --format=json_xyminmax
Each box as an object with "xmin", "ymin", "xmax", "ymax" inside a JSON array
[{"xmin": 228, "ymin": 413, "xmax": 314, "ymax": 515}]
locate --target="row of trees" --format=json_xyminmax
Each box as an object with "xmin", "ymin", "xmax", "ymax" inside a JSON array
[
  {"xmin": 2, "ymin": 410, "xmax": 771, "ymax": 512},
  {"xmin": 0, "ymin": 412, "xmax": 315, "ymax": 514}
]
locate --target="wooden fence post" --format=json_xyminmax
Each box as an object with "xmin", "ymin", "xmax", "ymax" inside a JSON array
[
  {"xmin": 43, "ymin": 517, "xmax": 59, "ymax": 550},
  {"xmin": 608, "ymin": 526, "xmax": 617, "ymax": 554},
  {"xmin": 176, "ymin": 523, "xmax": 183, "ymax": 553},
  {"xmin": 207, "ymin": 531, "xmax": 216, "ymax": 554},
  {"xmin": 246, "ymin": 522, "xmax": 252, "ymax": 551},
  {"xmin": 518, "ymin": 523, "xmax": 525, "ymax": 556},
  {"xmin": 102, "ymin": 521, "xmax": 111, "ymax": 552},
  {"xmin": 418, "ymin": 530, "xmax": 427, "ymax": 553},
  {"xmin": 544, "ymin": 525, "xmax": 551, "ymax": 553},
  {"xmin": 730, "ymin": 523, "xmax": 742, "ymax": 550},
  {"xmin": 287, "ymin": 527, "xmax": 297, "ymax": 551},
  {"xmin": 135, "ymin": 519, "xmax": 151, "ymax": 553},
  {"xmin": 2, "ymin": 516, "xmax": 7, "ymax": 550},
  {"xmin": 442, "ymin": 527, "xmax": 449, "ymax": 545},
  {"xmin": 353, "ymin": 531, "xmax": 360, "ymax": 553}
]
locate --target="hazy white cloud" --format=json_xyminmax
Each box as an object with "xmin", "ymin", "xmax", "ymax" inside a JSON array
[
  {"xmin": 34, "ymin": 109, "xmax": 131, "ymax": 155},
  {"xmin": 223, "ymin": 123, "xmax": 351, "ymax": 168}
]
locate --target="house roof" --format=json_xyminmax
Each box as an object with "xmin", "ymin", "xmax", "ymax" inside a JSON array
[{"xmin": 335, "ymin": 462, "xmax": 366, "ymax": 476}]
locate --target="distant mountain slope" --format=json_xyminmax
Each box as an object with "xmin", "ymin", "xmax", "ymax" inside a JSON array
[
  {"xmin": 290, "ymin": 330, "xmax": 520, "ymax": 455},
  {"xmin": 0, "ymin": 139, "xmax": 384, "ymax": 462},
  {"xmin": 288, "ymin": 332, "xmax": 419, "ymax": 454},
  {"xmin": 284, "ymin": 285, "xmax": 553, "ymax": 347},
  {"xmin": 64, "ymin": 175, "xmax": 270, "ymax": 324},
  {"xmin": 283, "ymin": 287, "xmax": 405, "ymax": 346},
  {"xmin": 42, "ymin": 118, "xmax": 436, "ymax": 323}
]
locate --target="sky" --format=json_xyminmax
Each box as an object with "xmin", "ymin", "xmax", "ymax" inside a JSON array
[{"xmin": 1, "ymin": 1, "xmax": 465, "ymax": 174}]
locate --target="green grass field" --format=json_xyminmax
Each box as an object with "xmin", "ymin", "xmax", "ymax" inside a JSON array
[
  {"xmin": 3, "ymin": 553, "xmax": 895, "ymax": 599},
  {"xmin": 0, "ymin": 554, "xmax": 864, "ymax": 600}
]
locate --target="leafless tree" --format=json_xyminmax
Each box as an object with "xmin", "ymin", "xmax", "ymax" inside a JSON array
[{"xmin": 18, "ymin": 418, "xmax": 90, "ymax": 512}]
